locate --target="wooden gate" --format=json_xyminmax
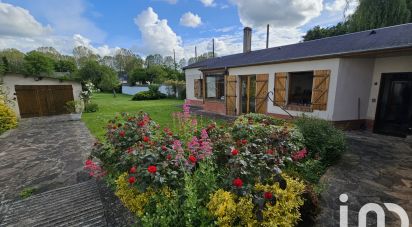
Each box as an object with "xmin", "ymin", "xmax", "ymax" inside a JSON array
[
  {"xmin": 312, "ymin": 70, "xmax": 331, "ymax": 110},
  {"xmin": 226, "ymin": 75, "xmax": 237, "ymax": 115},
  {"xmin": 15, "ymin": 85, "xmax": 74, "ymax": 118},
  {"xmin": 255, "ymin": 74, "xmax": 269, "ymax": 114}
]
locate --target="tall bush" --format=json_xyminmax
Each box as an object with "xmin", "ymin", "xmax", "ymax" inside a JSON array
[{"xmin": 0, "ymin": 96, "xmax": 17, "ymax": 134}]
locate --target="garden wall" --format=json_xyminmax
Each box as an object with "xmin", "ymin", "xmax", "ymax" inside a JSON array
[{"xmin": 122, "ymin": 85, "xmax": 175, "ymax": 96}]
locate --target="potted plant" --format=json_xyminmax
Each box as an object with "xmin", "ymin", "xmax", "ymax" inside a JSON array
[{"xmin": 65, "ymin": 100, "xmax": 84, "ymax": 120}]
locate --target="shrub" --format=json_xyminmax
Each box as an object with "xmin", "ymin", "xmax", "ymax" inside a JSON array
[
  {"xmin": 65, "ymin": 100, "xmax": 83, "ymax": 113},
  {"xmin": 84, "ymin": 102, "xmax": 99, "ymax": 113},
  {"xmin": 294, "ymin": 116, "xmax": 346, "ymax": 166},
  {"xmin": 0, "ymin": 99, "xmax": 18, "ymax": 134},
  {"xmin": 131, "ymin": 85, "xmax": 166, "ymax": 101}
]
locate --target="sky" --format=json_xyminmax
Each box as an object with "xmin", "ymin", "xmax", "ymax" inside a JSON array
[{"xmin": 0, "ymin": 0, "xmax": 358, "ymax": 60}]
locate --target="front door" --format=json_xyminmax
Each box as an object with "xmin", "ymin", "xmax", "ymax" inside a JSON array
[
  {"xmin": 240, "ymin": 75, "xmax": 256, "ymax": 114},
  {"xmin": 374, "ymin": 73, "xmax": 412, "ymax": 137}
]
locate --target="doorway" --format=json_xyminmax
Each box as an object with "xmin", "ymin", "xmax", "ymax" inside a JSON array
[
  {"xmin": 374, "ymin": 73, "xmax": 412, "ymax": 137},
  {"xmin": 240, "ymin": 75, "xmax": 256, "ymax": 114}
]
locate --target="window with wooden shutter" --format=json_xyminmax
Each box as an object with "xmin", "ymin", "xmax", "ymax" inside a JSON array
[
  {"xmin": 274, "ymin": 72, "xmax": 287, "ymax": 106},
  {"xmin": 255, "ymin": 74, "xmax": 269, "ymax": 114},
  {"xmin": 194, "ymin": 79, "xmax": 203, "ymax": 98},
  {"xmin": 226, "ymin": 75, "xmax": 237, "ymax": 115},
  {"xmin": 311, "ymin": 70, "xmax": 331, "ymax": 110}
]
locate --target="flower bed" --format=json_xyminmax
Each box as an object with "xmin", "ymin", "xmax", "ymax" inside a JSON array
[{"xmin": 86, "ymin": 105, "xmax": 343, "ymax": 226}]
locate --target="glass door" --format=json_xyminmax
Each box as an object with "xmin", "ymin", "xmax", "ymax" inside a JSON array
[{"xmin": 240, "ymin": 75, "xmax": 256, "ymax": 114}]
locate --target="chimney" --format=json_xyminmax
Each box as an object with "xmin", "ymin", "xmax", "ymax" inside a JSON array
[{"xmin": 243, "ymin": 27, "xmax": 252, "ymax": 53}]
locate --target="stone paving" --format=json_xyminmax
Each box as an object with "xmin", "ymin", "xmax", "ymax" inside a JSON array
[
  {"xmin": 0, "ymin": 115, "xmax": 94, "ymax": 201},
  {"xmin": 316, "ymin": 132, "xmax": 412, "ymax": 226}
]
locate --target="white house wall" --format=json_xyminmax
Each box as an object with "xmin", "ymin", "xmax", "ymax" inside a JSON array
[
  {"xmin": 366, "ymin": 55, "xmax": 412, "ymax": 120},
  {"xmin": 333, "ymin": 58, "xmax": 375, "ymax": 121},
  {"xmin": 228, "ymin": 58, "xmax": 341, "ymax": 120},
  {"xmin": 2, "ymin": 74, "xmax": 82, "ymax": 118},
  {"xmin": 185, "ymin": 68, "xmax": 203, "ymax": 101}
]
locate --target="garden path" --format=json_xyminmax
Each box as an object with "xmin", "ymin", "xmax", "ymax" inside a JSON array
[{"xmin": 316, "ymin": 132, "xmax": 412, "ymax": 226}]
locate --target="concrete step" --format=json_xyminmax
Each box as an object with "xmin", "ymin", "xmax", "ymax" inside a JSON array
[{"xmin": 0, "ymin": 180, "xmax": 107, "ymax": 227}]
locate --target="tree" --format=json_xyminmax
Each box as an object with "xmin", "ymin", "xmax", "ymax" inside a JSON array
[
  {"xmin": 178, "ymin": 58, "xmax": 187, "ymax": 70},
  {"xmin": 36, "ymin": 47, "xmax": 62, "ymax": 60},
  {"xmin": 0, "ymin": 49, "xmax": 25, "ymax": 73},
  {"xmin": 146, "ymin": 65, "xmax": 167, "ymax": 83},
  {"xmin": 0, "ymin": 62, "xmax": 5, "ymax": 76},
  {"xmin": 129, "ymin": 68, "xmax": 148, "ymax": 85},
  {"xmin": 23, "ymin": 51, "xmax": 55, "ymax": 76},
  {"xmin": 55, "ymin": 59, "xmax": 77, "ymax": 73},
  {"xmin": 77, "ymin": 60, "xmax": 103, "ymax": 85},
  {"xmin": 303, "ymin": 0, "xmax": 412, "ymax": 41},
  {"xmin": 100, "ymin": 56, "xmax": 116, "ymax": 69},
  {"xmin": 73, "ymin": 46, "xmax": 99, "ymax": 67},
  {"xmin": 163, "ymin": 56, "xmax": 175, "ymax": 69},
  {"xmin": 98, "ymin": 66, "xmax": 120, "ymax": 92},
  {"xmin": 145, "ymin": 54, "xmax": 163, "ymax": 67}
]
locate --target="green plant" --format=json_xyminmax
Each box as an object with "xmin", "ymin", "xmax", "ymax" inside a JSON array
[
  {"xmin": 84, "ymin": 102, "xmax": 99, "ymax": 113},
  {"xmin": 65, "ymin": 100, "xmax": 83, "ymax": 113},
  {"xmin": 0, "ymin": 98, "xmax": 18, "ymax": 134},
  {"xmin": 23, "ymin": 51, "xmax": 55, "ymax": 76},
  {"xmin": 20, "ymin": 187, "xmax": 36, "ymax": 199},
  {"xmin": 294, "ymin": 116, "xmax": 346, "ymax": 166},
  {"xmin": 131, "ymin": 86, "xmax": 166, "ymax": 101}
]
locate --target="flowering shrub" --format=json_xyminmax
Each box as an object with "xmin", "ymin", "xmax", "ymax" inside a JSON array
[
  {"xmin": 87, "ymin": 107, "xmax": 321, "ymax": 226},
  {"xmin": 0, "ymin": 95, "xmax": 17, "ymax": 134}
]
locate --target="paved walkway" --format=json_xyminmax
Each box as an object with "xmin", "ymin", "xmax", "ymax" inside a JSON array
[
  {"xmin": 316, "ymin": 132, "xmax": 412, "ymax": 226},
  {"xmin": 0, "ymin": 115, "xmax": 94, "ymax": 201}
]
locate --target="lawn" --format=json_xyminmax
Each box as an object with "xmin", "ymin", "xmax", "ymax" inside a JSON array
[{"xmin": 82, "ymin": 93, "xmax": 184, "ymax": 140}]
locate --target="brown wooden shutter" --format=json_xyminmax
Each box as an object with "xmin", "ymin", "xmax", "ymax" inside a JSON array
[
  {"xmin": 312, "ymin": 70, "xmax": 331, "ymax": 110},
  {"xmin": 274, "ymin": 72, "xmax": 287, "ymax": 106},
  {"xmin": 194, "ymin": 79, "xmax": 200, "ymax": 98},
  {"xmin": 255, "ymin": 74, "xmax": 268, "ymax": 114},
  {"xmin": 226, "ymin": 75, "xmax": 237, "ymax": 116}
]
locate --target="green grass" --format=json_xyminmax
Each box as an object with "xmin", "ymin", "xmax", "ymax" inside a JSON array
[{"xmin": 82, "ymin": 93, "xmax": 184, "ymax": 140}]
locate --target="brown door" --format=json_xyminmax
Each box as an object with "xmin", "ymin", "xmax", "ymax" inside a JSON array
[
  {"xmin": 226, "ymin": 75, "xmax": 237, "ymax": 115},
  {"xmin": 15, "ymin": 85, "xmax": 74, "ymax": 118},
  {"xmin": 239, "ymin": 75, "xmax": 256, "ymax": 114},
  {"xmin": 255, "ymin": 74, "xmax": 268, "ymax": 114}
]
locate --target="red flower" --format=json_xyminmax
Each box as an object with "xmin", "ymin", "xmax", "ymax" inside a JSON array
[
  {"xmin": 264, "ymin": 192, "xmax": 273, "ymax": 200},
  {"xmin": 137, "ymin": 121, "xmax": 145, "ymax": 127},
  {"xmin": 143, "ymin": 136, "xmax": 150, "ymax": 142},
  {"xmin": 127, "ymin": 147, "xmax": 134, "ymax": 154},
  {"xmin": 130, "ymin": 166, "xmax": 137, "ymax": 173},
  {"xmin": 166, "ymin": 154, "xmax": 172, "ymax": 160},
  {"xmin": 119, "ymin": 130, "xmax": 126, "ymax": 137},
  {"xmin": 128, "ymin": 176, "xmax": 136, "ymax": 184},
  {"xmin": 168, "ymin": 132, "xmax": 173, "ymax": 136},
  {"xmin": 231, "ymin": 149, "xmax": 239, "ymax": 156},
  {"xmin": 161, "ymin": 145, "xmax": 167, "ymax": 151},
  {"xmin": 189, "ymin": 155, "xmax": 197, "ymax": 164},
  {"xmin": 241, "ymin": 139, "xmax": 247, "ymax": 145},
  {"xmin": 292, "ymin": 148, "xmax": 308, "ymax": 161},
  {"xmin": 147, "ymin": 165, "xmax": 157, "ymax": 173},
  {"xmin": 266, "ymin": 149, "xmax": 274, "ymax": 155},
  {"xmin": 232, "ymin": 178, "xmax": 243, "ymax": 188},
  {"xmin": 85, "ymin": 159, "xmax": 93, "ymax": 166}
]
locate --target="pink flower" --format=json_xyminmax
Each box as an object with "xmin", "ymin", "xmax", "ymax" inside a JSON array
[
  {"xmin": 130, "ymin": 166, "xmax": 137, "ymax": 173},
  {"xmin": 292, "ymin": 148, "xmax": 308, "ymax": 161},
  {"xmin": 161, "ymin": 145, "xmax": 167, "ymax": 151},
  {"xmin": 85, "ymin": 159, "xmax": 93, "ymax": 166}
]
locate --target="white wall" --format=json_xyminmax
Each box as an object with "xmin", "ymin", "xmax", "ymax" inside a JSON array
[
  {"xmin": 366, "ymin": 55, "xmax": 412, "ymax": 120},
  {"xmin": 1, "ymin": 74, "xmax": 82, "ymax": 118},
  {"xmin": 122, "ymin": 85, "xmax": 173, "ymax": 96},
  {"xmin": 229, "ymin": 58, "xmax": 341, "ymax": 120},
  {"xmin": 333, "ymin": 58, "xmax": 375, "ymax": 121},
  {"xmin": 185, "ymin": 68, "xmax": 203, "ymax": 101}
]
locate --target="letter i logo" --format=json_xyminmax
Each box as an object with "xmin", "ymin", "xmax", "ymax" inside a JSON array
[{"xmin": 340, "ymin": 193, "xmax": 349, "ymax": 227}]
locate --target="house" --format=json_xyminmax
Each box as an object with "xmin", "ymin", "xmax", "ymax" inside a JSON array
[
  {"xmin": 184, "ymin": 24, "xmax": 412, "ymax": 137},
  {"xmin": 1, "ymin": 74, "xmax": 82, "ymax": 118}
]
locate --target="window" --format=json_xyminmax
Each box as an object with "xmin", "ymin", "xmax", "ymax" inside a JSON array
[
  {"xmin": 205, "ymin": 75, "xmax": 225, "ymax": 100},
  {"xmin": 288, "ymin": 71, "xmax": 313, "ymax": 106}
]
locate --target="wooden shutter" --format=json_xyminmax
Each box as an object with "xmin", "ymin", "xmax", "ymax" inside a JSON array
[
  {"xmin": 312, "ymin": 70, "xmax": 331, "ymax": 110},
  {"xmin": 194, "ymin": 79, "xmax": 200, "ymax": 98},
  {"xmin": 226, "ymin": 75, "xmax": 237, "ymax": 116},
  {"xmin": 255, "ymin": 74, "xmax": 268, "ymax": 114},
  {"xmin": 274, "ymin": 72, "xmax": 287, "ymax": 106}
]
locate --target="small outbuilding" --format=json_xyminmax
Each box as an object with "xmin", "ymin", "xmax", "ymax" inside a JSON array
[{"xmin": 1, "ymin": 74, "xmax": 82, "ymax": 118}]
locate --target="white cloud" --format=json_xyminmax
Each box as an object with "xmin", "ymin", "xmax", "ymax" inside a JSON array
[
  {"xmin": 325, "ymin": 0, "xmax": 358, "ymax": 17},
  {"xmin": 180, "ymin": 12, "xmax": 202, "ymax": 28},
  {"xmin": 230, "ymin": 0, "xmax": 323, "ymax": 28},
  {"xmin": 200, "ymin": 0, "xmax": 216, "ymax": 7},
  {"xmin": 73, "ymin": 34, "xmax": 120, "ymax": 56},
  {"xmin": 157, "ymin": 0, "xmax": 178, "ymax": 4},
  {"xmin": 134, "ymin": 7, "xmax": 184, "ymax": 58},
  {"xmin": 0, "ymin": 2, "xmax": 51, "ymax": 37}
]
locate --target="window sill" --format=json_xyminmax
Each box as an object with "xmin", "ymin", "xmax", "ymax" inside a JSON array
[{"xmin": 284, "ymin": 104, "xmax": 313, "ymax": 112}]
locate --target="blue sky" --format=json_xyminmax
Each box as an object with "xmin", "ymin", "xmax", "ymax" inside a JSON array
[{"xmin": 0, "ymin": 0, "xmax": 358, "ymax": 59}]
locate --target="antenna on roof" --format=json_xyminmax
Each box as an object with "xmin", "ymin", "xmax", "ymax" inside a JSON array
[
  {"xmin": 266, "ymin": 24, "xmax": 270, "ymax": 49},
  {"xmin": 195, "ymin": 46, "xmax": 198, "ymax": 62},
  {"xmin": 212, "ymin": 39, "xmax": 215, "ymax": 58}
]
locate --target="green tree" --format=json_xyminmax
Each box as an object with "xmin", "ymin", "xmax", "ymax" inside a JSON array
[
  {"xmin": 54, "ymin": 59, "xmax": 77, "ymax": 73},
  {"xmin": 77, "ymin": 60, "xmax": 103, "ymax": 85},
  {"xmin": 146, "ymin": 65, "xmax": 167, "ymax": 83},
  {"xmin": 0, "ymin": 49, "xmax": 25, "ymax": 73},
  {"xmin": 73, "ymin": 46, "xmax": 100, "ymax": 67},
  {"xmin": 0, "ymin": 62, "xmax": 5, "ymax": 76},
  {"xmin": 303, "ymin": 0, "xmax": 412, "ymax": 41},
  {"xmin": 129, "ymin": 68, "xmax": 148, "ymax": 85},
  {"xmin": 98, "ymin": 66, "xmax": 120, "ymax": 92},
  {"xmin": 23, "ymin": 51, "xmax": 55, "ymax": 76},
  {"xmin": 36, "ymin": 47, "xmax": 62, "ymax": 60}
]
